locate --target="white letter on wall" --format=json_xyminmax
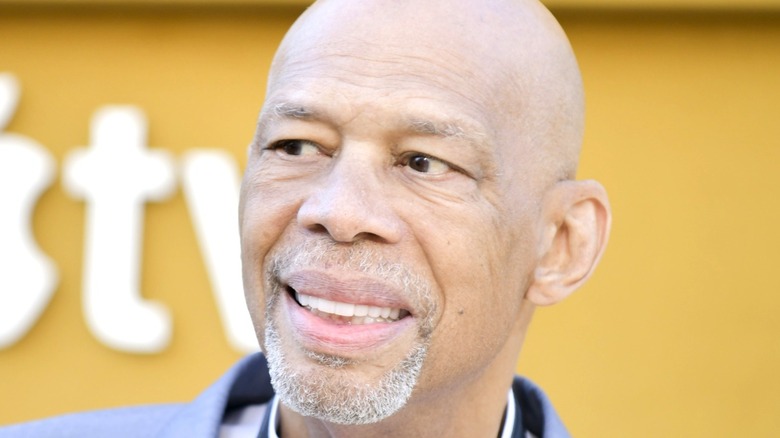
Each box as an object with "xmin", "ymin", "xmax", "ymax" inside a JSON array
[
  {"xmin": 63, "ymin": 106, "xmax": 175, "ymax": 353},
  {"xmin": 0, "ymin": 73, "xmax": 58, "ymax": 349},
  {"xmin": 181, "ymin": 150, "xmax": 257, "ymax": 353}
]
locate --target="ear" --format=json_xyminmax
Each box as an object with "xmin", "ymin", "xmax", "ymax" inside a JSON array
[{"xmin": 525, "ymin": 180, "xmax": 611, "ymax": 306}]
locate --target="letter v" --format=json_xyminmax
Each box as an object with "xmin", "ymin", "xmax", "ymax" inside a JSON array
[{"xmin": 181, "ymin": 150, "xmax": 257, "ymax": 353}]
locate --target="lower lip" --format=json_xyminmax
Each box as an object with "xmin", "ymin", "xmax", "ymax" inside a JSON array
[{"xmin": 283, "ymin": 292, "xmax": 415, "ymax": 355}]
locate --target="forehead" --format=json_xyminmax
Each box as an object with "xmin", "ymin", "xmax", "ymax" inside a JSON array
[{"xmin": 262, "ymin": 42, "xmax": 503, "ymax": 141}]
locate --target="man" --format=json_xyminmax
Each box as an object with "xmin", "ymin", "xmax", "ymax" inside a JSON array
[{"xmin": 0, "ymin": 0, "xmax": 610, "ymax": 436}]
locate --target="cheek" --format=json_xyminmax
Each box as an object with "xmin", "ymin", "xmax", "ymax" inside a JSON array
[
  {"xmin": 240, "ymin": 174, "xmax": 306, "ymax": 250},
  {"xmin": 239, "ymin": 176, "xmax": 307, "ymax": 332},
  {"xmin": 413, "ymin": 199, "xmax": 533, "ymax": 312},
  {"xmin": 434, "ymin": 231, "xmax": 529, "ymax": 341},
  {"xmin": 407, "ymin": 199, "xmax": 536, "ymax": 384}
]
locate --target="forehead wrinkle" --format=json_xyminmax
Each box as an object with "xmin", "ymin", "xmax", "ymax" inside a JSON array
[{"xmin": 275, "ymin": 42, "xmax": 496, "ymax": 113}]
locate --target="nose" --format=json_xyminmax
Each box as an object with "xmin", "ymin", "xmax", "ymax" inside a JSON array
[{"xmin": 297, "ymin": 152, "xmax": 403, "ymax": 244}]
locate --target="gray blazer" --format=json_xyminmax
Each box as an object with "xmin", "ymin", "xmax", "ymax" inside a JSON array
[{"xmin": 0, "ymin": 354, "xmax": 570, "ymax": 437}]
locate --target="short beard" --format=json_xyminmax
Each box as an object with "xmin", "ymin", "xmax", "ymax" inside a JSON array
[
  {"xmin": 262, "ymin": 238, "xmax": 434, "ymax": 425},
  {"xmin": 265, "ymin": 318, "xmax": 429, "ymax": 425}
]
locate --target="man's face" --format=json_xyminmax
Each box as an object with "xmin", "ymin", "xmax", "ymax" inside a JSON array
[{"xmin": 239, "ymin": 26, "xmax": 546, "ymax": 424}]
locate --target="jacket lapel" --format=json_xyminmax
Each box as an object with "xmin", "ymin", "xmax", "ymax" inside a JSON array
[{"xmin": 156, "ymin": 354, "xmax": 275, "ymax": 438}]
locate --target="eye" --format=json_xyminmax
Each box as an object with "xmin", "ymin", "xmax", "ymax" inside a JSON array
[
  {"xmin": 403, "ymin": 153, "xmax": 451, "ymax": 175},
  {"xmin": 269, "ymin": 139, "xmax": 321, "ymax": 156}
]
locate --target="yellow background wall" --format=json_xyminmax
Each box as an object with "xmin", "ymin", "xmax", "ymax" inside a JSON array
[{"xmin": 1, "ymin": 2, "xmax": 779, "ymax": 436}]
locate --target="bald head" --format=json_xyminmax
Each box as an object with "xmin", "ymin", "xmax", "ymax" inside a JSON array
[
  {"xmin": 267, "ymin": 0, "xmax": 584, "ymax": 182},
  {"xmin": 242, "ymin": 2, "xmax": 610, "ymax": 432}
]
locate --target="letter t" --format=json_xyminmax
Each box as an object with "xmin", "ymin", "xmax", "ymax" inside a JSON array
[{"xmin": 63, "ymin": 106, "xmax": 175, "ymax": 353}]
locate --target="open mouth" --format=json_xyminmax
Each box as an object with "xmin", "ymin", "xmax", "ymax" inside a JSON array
[{"xmin": 287, "ymin": 286, "xmax": 411, "ymax": 325}]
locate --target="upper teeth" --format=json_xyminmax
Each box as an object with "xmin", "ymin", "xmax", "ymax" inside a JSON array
[{"xmin": 296, "ymin": 292, "xmax": 402, "ymax": 321}]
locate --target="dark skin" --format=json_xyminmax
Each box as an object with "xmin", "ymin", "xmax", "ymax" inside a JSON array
[{"xmin": 239, "ymin": 1, "xmax": 611, "ymax": 437}]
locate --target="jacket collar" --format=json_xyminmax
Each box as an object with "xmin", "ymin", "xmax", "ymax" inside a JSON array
[
  {"xmin": 157, "ymin": 353, "xmax": 274, "ymax": 437},
  {"xmin": 156, "ymin": 353, "xmax": 570, "ymax": 438}
]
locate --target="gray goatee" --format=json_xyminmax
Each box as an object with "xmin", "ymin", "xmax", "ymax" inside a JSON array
[{"xmin": 262, "ymin": 238, "xmax": 434, "ymax": 425}]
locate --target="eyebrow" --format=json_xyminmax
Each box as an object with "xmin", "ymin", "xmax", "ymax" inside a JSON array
[
  {"xmin": 255, "ymin": 102, "xmax": 320, "ymax": 133},
  {"xmin": 271, "ymin": 102, "xmax": 317, "ymax": 120},
  {"xmin": 253, "ymin": 102, "xmax": 319, "ymax": 145},
  {"xmin": 407, "ymin": 118, "xmax": 467, "ymax": 139},
  {"xmin": 258, "ymin": 101, "xmax": 489, "ymax": 151},
  {"xmin": 405, "ymin": 117, "xmax": 492, "ymax": 160}
]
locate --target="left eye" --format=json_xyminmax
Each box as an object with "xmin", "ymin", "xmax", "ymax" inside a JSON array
[
  {"xmin": 404, "ymin": 154, "xmax": 451, "ymax": 175},
  {"xmin": 270, "ymin": 139, "xmax": 320, "ymax": 156}
]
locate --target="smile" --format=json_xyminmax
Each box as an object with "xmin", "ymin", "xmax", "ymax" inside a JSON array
[
  {"xmin": 279, "ymin": 270, "xmax": 419, "ymax": 354},
  {"xmin": 291, "ymin": 288, "xmax": 410, "ymax": 324}
]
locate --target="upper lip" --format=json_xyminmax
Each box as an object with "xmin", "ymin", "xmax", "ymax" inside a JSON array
[{"xmin": 282, "ymin": 269, "xmax": 415, "ymax": 316}]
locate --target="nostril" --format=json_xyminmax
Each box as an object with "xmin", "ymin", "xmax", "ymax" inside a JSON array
[{"xmin": 305, "ymin": 223, "xmax": 329, "ymax": 235}]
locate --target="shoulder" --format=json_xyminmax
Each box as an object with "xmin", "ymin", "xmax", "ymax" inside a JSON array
[
  {"xmin": 0, "ymin": 404, "xmax": 183, "ymax": 438},
  {"xmin": 0, "ymin": 353, "xmax": 275, "ymax": 438}
]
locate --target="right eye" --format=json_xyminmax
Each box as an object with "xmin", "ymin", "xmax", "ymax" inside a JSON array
[{"xmin": 268, "ymin": 139, "xmax": 321, "ymax": 156}]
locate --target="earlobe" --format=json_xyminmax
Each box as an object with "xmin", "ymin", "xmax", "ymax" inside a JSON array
[{"xmin": 526, "ymin": 180, "xmax": 611, "ymax": 306}]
